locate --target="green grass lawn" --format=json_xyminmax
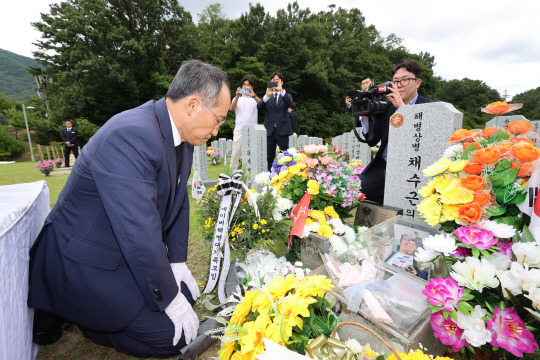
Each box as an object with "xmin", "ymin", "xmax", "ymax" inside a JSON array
[{"xmin": 1, "ymin": 158, "xmax": 229, "ymax": 360}]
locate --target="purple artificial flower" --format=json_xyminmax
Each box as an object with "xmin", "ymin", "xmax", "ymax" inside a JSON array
[
  {"xmin": 496, "ymin": 238, "xmax": 513, "ymax": 258},
  {"xmin": 454, "ymin": 226, "xmax": 498, "ymax": 250},
  {"xmin": 449, "ymin": 247, "xmax": 472, "ymax": 259},
  {"xmin": 431, "ymin": 311, "xmax": 468, "ymax": 352},
  {"xmin": 422, "ymin": 276, "xmax": 464, "ymax": 311},
  {"xmin": 280, "ymin": 165, "xmax": 288, "ymax": 172},
  {"xmin": 486, "ymin": 306, "xmax": 538, "ymax": 357},
  {"xmin": 277, "ymin": 153, "xmax": 284, "ymax": 160},
  {"xmin": 289, "ymin": 161, "xmax": 297, "ymax": 166}
]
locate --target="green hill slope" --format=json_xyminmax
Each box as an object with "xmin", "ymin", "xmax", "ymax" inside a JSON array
[{"xmin": 0, "ymin": 48, "xmax": 40, "ymax": 101}]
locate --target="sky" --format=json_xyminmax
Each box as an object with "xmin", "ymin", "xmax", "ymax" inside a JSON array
[{"xmin": 1, "ymin": 0, "xmax": 539, "ymax": 99}]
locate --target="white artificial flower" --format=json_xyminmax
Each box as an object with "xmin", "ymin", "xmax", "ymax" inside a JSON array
[
  {"xmin": 422, "ymin": 233, "xmax": 457, "ymax": 255},
  {"xmin": 443, "ymin": 144, "xmax": 464, "ymax": 159},
  {"xmin": 451, "ymin": 257, "xmax": 499, "ymax": 292},
  {"xmin": 345, "ymin": 338, "xmax": 363, "ymax": 354},
  {"xmin": 294, "ymin": 267, "xmax": 305, "ymax": 280},
  {"xmin": 272, "ymin": 211, "xmax": 283, "ymax": 221},
  {"xmin": 511, "ymin": 262, "xmax": 540, "ymax": 293},
  {"xmin": 254, "ymin": 172, "xmax": 271, "ymax": 186},
  {"xmin": 294, "ymin": 261, "xmax": 303, "ymax": 267},
  {"xmin": 272, "ymin": 196, "xmax": 294, "ymax": 221},
  {"xmin": 477, "ymin": 219, "xmax": 516, "ymax": 239},
  {"xmin": 525, "ymin": 287, "xmax": 540, "ymax": 310},
  {"xmin": 513, "ymin": 242, "xmax": 540, "ymax": 267},
  {"xmin": 414, "ymin": 247, "xmax": 439, "ymax": 262},
  {"xmin": 490, "ymin": 252, "xmax": 512, "ymax": 271},
  {"xmin": 307, "ymin": 222, "xmax": 320, "ymax": 233},
  {"xmin": 328, "ymin": 217, "xmax": 346, "ymax": 235},
  {"xmin": 496, "ymin": 269, "xmax": 522, "ymax": 297},
  {"xmin": 286, "ymin": 148, "xmax": 298, "ymax": 157},
  {"xmin": 343, "ymin": 227, "xmax": 356, "ymax": 244},
  {"xmin": 301, "ymin": 224, "xmax": 310, "ymax": 238},
  {"xmin": 456, "ymin": 305, "xmax": 493, "ymax": 347},
  {"xmin": 329, "ymin": 235, "xmax": 348, "ymax": 257}
]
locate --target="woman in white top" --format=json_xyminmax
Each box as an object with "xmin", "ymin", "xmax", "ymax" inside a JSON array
[{"xmin": 229, "ymin": 76, "xmax": 261, "ymax": 170}]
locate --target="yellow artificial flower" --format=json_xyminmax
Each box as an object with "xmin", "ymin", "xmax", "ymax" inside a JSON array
[
  {"xmin": 439, "ymin": 182, "xmax": 474, "ymax": 205},
  {"xmin": 433, "ymin": 357, "xmax": 454, "ymax": 360},
  {"xmin": 261, "ymin": 219, "xmax": 267, "ymax": 225},
  {"xmin": 423, "ymin": 157, "xmax": 452, "ymax": 177},
  {"xmin": 231, "ymin": 231, "xmax": 236, "ymax": 237},
  {"xmin": 440, "ymin": 204, "xmax": 460, "ymax": 222},
  {"xmin": 448, "ymin": 159, "xmax": 468, "ymax": 172},
  {"xmin": 253, "ymin": 223, "xmax": 259, "ymax": 230},
  {"xmin": 386, "ymin": 351, "xmax": 407, "ymax": 360},
  {"xmin": 324, "ymin": 206, "xmax": 339, "ymax": 218},
  {"xmin": 240, "ymin": 315, "xmax": 283, "ymax": 357},
  {"xmin": 307, "ymin": 179, "xmax": 320, "ymax": 195},
  {"xmin": 218, "ymin": 341, "xmax": 236, "ymax": 360},
  {"xmin": 419, "ymin": 178, "xmax": 437, "ymax": 198},
  {"xmin": 273, "ymin": 294, "xmax": 315, "ymax": 338},
  {"xmin": 296, "ymin": 153, "xmax": 307, "ymax": 161},
  {"xmin": 242, "ymin": 222, "xmax": 246, "ymax": 225},
  {"xmin": 297, "ymin": 162, "xmax": 307, "ymax": 170},
  {"xmin": 230, "ymin": 290, "xmax": 256, "ymax": 325},
  {"xmin": 417, "ymin": 194, "xmax": 443, "ymax": 226},
  {"xmin": 278, "ymin": 169, "xmax": 288, "ymax": 180},
  {"xmin": 402, "ymin": 349, "xmax": 432, "ymax": 360},
  {"xmin": 278, "ymin": 156, "xmax": 292, "ymax": 165},
  {"xmin": 295, "ymin": 275, "xmax": 333, "ymax": 299},
  {"xmin": 231, "ymin": 352, "xmax": 252, "ymax": 360},
  {"xmin": 301, "ymin": 172, "xmax": 308, "ymax": 180},
  {"xmin": 288, "ymin": 164, "xmax": 301, "ymax": 175},
  {"xmin": 305, "ymin": 218, "xmax": 313, "ymax": 226},
  {"xmin": 361, "ymin": 345, "xmax": 380, "ymax": 360},
  {"xmin": 317, "ymin": 224, "xmax": 333, "ymax": 237},
  {"xmin": 232, "ymin": 237, "xmax": 236, "ymax": 242}
]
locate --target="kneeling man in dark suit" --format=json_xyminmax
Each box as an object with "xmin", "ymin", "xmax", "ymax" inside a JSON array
[{"xmin": 29, "ymin": 60, "xmax": 231, "ymax": 357}]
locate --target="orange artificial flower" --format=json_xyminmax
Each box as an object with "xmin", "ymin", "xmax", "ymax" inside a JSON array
[
  {"xmin": 460, "ymin": 175, "xmax": 487, "ymax": 190},
  {"xmin": 515, "ymin": 138, "xmax": 536, "ymax": 146},
  {"xmin": 463, "ymin": 161, "xmax": 484, "ymax": 175},
  {"xmin": 463, "ymin": 142, "xmax": 481, "ymax": 152},
  {"xmin": 481, "ymin": 101, "xmax": 514, "ymax": 115},
  {"xmin": 448, "ymin": 129, "xmax": 480, "ymax": 142},
  {"xmin": 513, "ymin": 144, "xmax": 540, "ymax": 162},
  {"xmin": 510, "ymin": 162, "xmax": 535, "ymax": 177},
  {"xmin": 508, "ymin": 120, "xmax": 533, "ymax": 135},
  {"xmin": 481, "ymin": 127, "xmax": 500, "ymax": 139},
  {"xmin": 472, "ymin": 190, "xmax": 491, "ymax": 207},
  {"xmin": 459, "ymin": 203, "xmax": 482, "ymax": 223},
  {"xmin": 473, "ymin": 147, "xmax": 500, "ymax": 164}
]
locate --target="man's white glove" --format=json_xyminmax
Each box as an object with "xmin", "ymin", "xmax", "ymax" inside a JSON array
[
  {"xmin": 165, "ymin": 290, "xmax": 199, "ymax": 346},
  {"xmin": 170, "ymin": 262, "xmax": 200, "ymax": 300}
]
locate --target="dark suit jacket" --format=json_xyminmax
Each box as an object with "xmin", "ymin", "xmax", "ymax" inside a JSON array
[
  {"xmin": 257, "ymin": 92, "xmax": 294, "ymax": 137},
  {"xmin": 362, "ymin": 94, "xmax": 434, "ymax": 173},
  {"xmin": 288, "ymin": 110, "xmax": 299, "ymax": 134},
  {"xmin": 28, "ymin": 98, "xmax": 193, "ymax": 332},
  {"xmin": 61, "ymin": 127, "xmax": 79, "ymax": 147}
]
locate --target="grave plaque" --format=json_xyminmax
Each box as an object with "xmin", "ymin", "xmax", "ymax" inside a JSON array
[
  {"xmin": 227, "ymin": 139, "xmax": 233, "ymax": 156},
  {"xmin": 350, "ymin": 131, "xmax": 371, "ymax": 166},
  {"xmin": 193, "ymin": 143, "xmax": 209, "ymax": 181},
  {"xmin": 242, "ymin": 125, "xmax": 267, "ymax": 190},
  {"xmin": 349, "ymin": 202, "xmax": 403, "ymax": 228},
  {"xmin": 486, "ymin": 116, "xmax": 540, "ymax": 146},
  {"xmin": 297, "ymin": 135, "xmax": 308, "ymax": 151},
  {"xmin": 219, "ymin": 138, "xmax": 227, "ymax": 164},
  {"xmin": 288, "ymin": 134, "xmax": 296, "ymax": 149},
  {"xmin": 301, "ymin": 233, "xmax": 329, "ymax": 270},
  {"xmin": 211, "ymin": 140, "xmax": 218, "ymax": 154},
  {"xmin": 384, "ymin": 102, "xmax": 463, "ymax": 220}
]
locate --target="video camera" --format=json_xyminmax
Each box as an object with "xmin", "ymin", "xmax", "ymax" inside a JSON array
[{"xmin": 345, "ymin": 81, "xmax": 393, "ymax": 117}]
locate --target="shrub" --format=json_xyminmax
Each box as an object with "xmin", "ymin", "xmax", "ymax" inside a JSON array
[{"xmin": 0, "ymin": 126, "xmax": 24, "ymax": 160}]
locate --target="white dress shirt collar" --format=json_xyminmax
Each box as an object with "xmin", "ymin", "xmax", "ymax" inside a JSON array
[{"xmin": 168, "ymin": 111, "xmax": 182, "ymax": 146}]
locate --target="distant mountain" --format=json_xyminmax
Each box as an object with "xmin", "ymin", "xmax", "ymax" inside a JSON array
[{"xmin": 0, "ymin": 48, "xmax": 41, "ymax": 101}]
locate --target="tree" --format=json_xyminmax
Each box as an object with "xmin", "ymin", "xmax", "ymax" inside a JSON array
[
  {"xmin": 512, "ymin": 87, "xmax": 540, "ymax": 120},
  {"xmin": 33, "ymin": 0, "xmax": 197, "ymax": 126}
]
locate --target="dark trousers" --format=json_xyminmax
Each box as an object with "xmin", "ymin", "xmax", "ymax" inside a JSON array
[
  {"xmin": 64, "ymin": 145, "xmax": 79, "ymax": 167},
  {"xmin": 360, "ymin": 157, "xmax": 386, "ymax": 204},
  {"xmin": 267, "ymin": 129, "xmax": 289, "ymax": 171},
  {"xmin": 79, "ymin": 282, "xmax": 195, "ymax": 358}
]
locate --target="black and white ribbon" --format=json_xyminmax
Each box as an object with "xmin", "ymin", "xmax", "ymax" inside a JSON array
[{"xmin": 203, "ymin": 170, "xmax": 259, "ymax": 303}]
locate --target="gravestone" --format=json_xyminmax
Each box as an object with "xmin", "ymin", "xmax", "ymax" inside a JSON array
[
  {"xmin": 297, "ymin": 135, "xmax": 308, "ymax": 151},
  {"xmin": 193, "ymin": 143, "xmax": 209, "ymax": 182},
  {"xmin": 211, "ymin": 140, "xmax": 218, "ymax": 154},
  {"xmin": 226, "ymin": 139, "xmax": 233, "ymax": 156},
  {"xmin": 219, "ymin": 138, "xmax": 227, "ymax": 164},
  {"xmin": 288, "ymin": 134, "xmax": 296, "ymax": 149},
  {"xmin": 242, "ymin": 125, "xmax": 267, "ymax": 190},
  {"xmin": 384, "ymin": 102, "xmax": 463, "ymax": 220},
  {"xmin": 485, "ymin": 116, "xmax": 540, "ymax": 146},
  {"xmin": 350, "ymin": 131, "xmax": 371, "ymax": 166},
  {"xmin": 342, "ymin": 132, "xmax": 352, "ymax": 156}
]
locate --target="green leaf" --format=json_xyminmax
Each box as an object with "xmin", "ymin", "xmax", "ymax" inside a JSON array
[
  {"xmin": 494, "ymin": 159, "xmax": 512, "ymax": 172},
  {"xmin": 466, "ymin": 345, "xmax": 475, "ymax": 354},
  {"xmin": 521, "ymin": 225, "xmax": 536, "ymax": 243},
  {"xmin": 508, "ymin": 191, "xmax": 527, "ymax": 205},
  {"xmin": 490, "ymin": 168, "xmax": 518, "ymax": 187},
  {"xmin": 486, "ymin": 205, "xmax": 506, "ymax": 216},
  {"xmin": 488, "ymin": 129, "xmax": 510, "ymax": 143},
  {"xmin": 432, "ymin": 306, "xmax": 443, "ymax": 313},
  {"xmin": 471, "ymin": 247, "xmax": 480, "ymax": 258},
  {"xmin": 462, "ymin": 294, "xmax": 474, "ymax": 301},
  {"xmin": 496, "ymin": 186, "xmax": 515, "ymax": 204},
  {"xmin": 449, "ymin": 310, "xmax": 457, "ymax": 322},
  {"xmin": 480, "ymin": 250, "xmax": 492, "ymax": 259},
  {"xmin": 443, "ymin": 310, "xmax": 450, "ymax": 320},
  {"xmin": 462, "ymin": 143, "xmax": 477, "ymax": 160}
]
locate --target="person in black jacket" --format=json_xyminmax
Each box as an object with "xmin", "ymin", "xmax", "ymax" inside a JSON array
[
  {"xmin": 61, "ymin": 120, "xmax": 79, "ymax": 167},
  {"xmin": 360, "ymin": 60, "xmax": 435, "ymax": 204},
  {"xmin": 288, "ymin": 103, "xmax": 299, "ymax": 135}
]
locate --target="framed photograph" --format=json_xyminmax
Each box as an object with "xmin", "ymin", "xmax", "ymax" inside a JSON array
[
  {"xmin": 392, "ymin": 224, "xmax": 430, "ymax": 255},
  {"xmin": 385, "ymin": 252, "xmax": 415, "ymax": 269}
]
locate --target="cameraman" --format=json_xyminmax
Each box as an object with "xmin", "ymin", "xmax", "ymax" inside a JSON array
[
  {"xmin": 346, "ymin": 76, "xmax": 373, "ymax": 120},
  {"xmin": 360, "ymin": 60, "xmax": 435, "ymax": 204}
]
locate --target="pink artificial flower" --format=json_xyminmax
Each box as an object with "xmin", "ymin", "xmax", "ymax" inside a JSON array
[
  {"xmin": 449, "ymin": 247, "xmax": 472, "ymax": 259},
  {"xmin": 487, "ymin": 306, "xmax": 538, "ymax": 357},
  {"xmin": 496, "ymin": 238, "xmax": 513, "ymax": 258},
  {"xmin": 319, "ymin": 156, "xmax": 333, "ymax": 165},
  {"xmin": 317, "ymin": 145, "xmax": 328, "ymax": 153},
  {"xmin": 423, "ymin": 277, "xmax": 464, "ymax": 311},
  {"xmin": 307, "ymin": 158, "xmax": 319, "ymax": 167},
  {"xmin": 333, "ymin": 144, "xmax": 337, "ymax": 151},
  {"xmin": 454, "ymin": 226, "xmax": 498, "ymax": 250},
  {"xmin": 304, "ymin": 145, "xmax": 317, "ymax": 154},
  {"xmin": 337, "ymin": 149, "xmax": 342, "ymax": 155},
  {"xmin": 431, "ymin": 311, "xmax": 468, "ymax": 352}
]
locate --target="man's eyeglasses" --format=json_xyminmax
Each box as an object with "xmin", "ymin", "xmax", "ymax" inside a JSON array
[
  {"xmin": 203, "ymin": 104, "xmax": 225, "ymax": 128},
  {"xmin": 392, "ymin": 78, "xmax": 418, "ymax": 87}
]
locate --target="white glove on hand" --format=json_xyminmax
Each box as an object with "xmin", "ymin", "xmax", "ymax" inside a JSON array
[
  {"xmin": 165, "ymin": 290, "xmax": 199, "ymax": 346},
  {"xmin": 171, "ymin": 262, "xmax": 200, "ymax": 300}
]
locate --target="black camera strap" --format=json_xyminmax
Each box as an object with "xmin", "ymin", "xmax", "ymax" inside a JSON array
[{"xmin": 352, "ymin": 116, "xmax": 375, "ymax": 143}]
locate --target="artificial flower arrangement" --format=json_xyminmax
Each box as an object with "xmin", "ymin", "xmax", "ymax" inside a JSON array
[
  {"xmin": 207, "ymin": 146, "xmax": 213, "ymax": 156},
  {"xmin": 212, "ymin": 274, "xmax": 339, "ymax": 360},
  {"xmin": 415, "ymin": 225, "xmax": 540, "ymax": 358},
  {"xmin": 211, "ymin": 151, "xmax": 221, "ymax": 165},
  {"xmin": 54, "ymin": 157, "xmax": 63, "ymax": 168},
  {"xmin": 199, "ymin": 185, "xmax": 293, "ymax": 259},
  {"xmin": 417, "ymin": 114, "xmax": 539, "ymax": 232},
  {"xmin": 270, "ymin": 146, "xmax": 364, "ymax": 220},
  {"xmin": 35, "ymin": 160, "xmax": 55, "ymax": 175}
]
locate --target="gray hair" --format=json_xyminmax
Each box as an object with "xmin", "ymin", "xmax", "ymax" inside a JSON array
[{"xmin": 166, "ymin": 60, "xmax": 229, "ymax": 107}]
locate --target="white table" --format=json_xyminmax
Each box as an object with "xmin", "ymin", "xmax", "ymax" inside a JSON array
[{"xmin": 0, "ymin": 181, "xmax": 50, "ymax": 360}]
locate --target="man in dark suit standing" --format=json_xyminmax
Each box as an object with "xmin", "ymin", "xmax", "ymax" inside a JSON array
[
  {"xmin": 360, "ymin": 60, "xmax": 435, "ymax": 204},
  {"xmin": 61, "ymin": 120, "xmax": 79, "ymax": 167},
  {"xmin": 29, "ymin": 60, "xmax": 231, "ymax": 357},
  {"xmin": 257, "ymin": 72, "xmax": 294, "ymax": 170}
]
